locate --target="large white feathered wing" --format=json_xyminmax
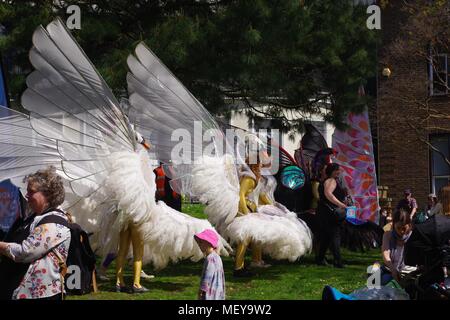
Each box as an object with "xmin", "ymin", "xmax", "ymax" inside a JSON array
[
  {"xmin": 126, "ymin": 43, "xmax": 240, "ymax": 231},
  {"xmin": 191, "ymin": 155, "xmax": 240, "ymax": 235},
  {"xmin": 15, "ymin": 19, "xmax": 145, "ymax": 239},
  {"xmin": 2, "ymin": 19, "xmax": 218, "ymax": 269},
  {"xmin": 0, "ymin": 106, "xmax": 61, "ymax": 190},
  {"xmin": 123, "ymin": 44, "xmax": 235, "ymax": 266},
  {"xmin": 126, "ymin": 43, "xmax": 219, "ymax": 163}
]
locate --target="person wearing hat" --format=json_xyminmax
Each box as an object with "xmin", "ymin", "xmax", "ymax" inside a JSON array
[
  {"xmin": 395, "ymin": 189, "xmax": 418, "ymax": 220},
  {"xmin": 194, "ymin": 229, "xmax": 225, "ymax": 300}
]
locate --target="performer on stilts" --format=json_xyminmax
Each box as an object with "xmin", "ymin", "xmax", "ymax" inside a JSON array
[
  {"xmin": 234, "ymin": 154, "xmax": 272, "ymax": 277},
  {"xmin": 115, "ymin": 134, "xmax": 152, "ymax": 293}
]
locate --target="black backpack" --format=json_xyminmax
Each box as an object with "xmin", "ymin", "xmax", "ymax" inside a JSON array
[{"xmin": 37, "ymin": 212, "xmax": 97, "ymax": 295}]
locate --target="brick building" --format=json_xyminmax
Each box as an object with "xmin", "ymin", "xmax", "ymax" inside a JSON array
[{"xmin": 376, "ymin": 1, "xmax": 450, "ymax": 209}]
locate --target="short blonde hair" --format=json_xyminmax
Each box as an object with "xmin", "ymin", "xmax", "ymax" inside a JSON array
[{"xmin": 24, "ymin": 166, "xmax": 65, "ymax": 208}]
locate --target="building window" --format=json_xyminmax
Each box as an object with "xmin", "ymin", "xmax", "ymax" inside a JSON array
[
  {"xmin": 430, "ymin": 134, "xmax": 450, "ymax": 194},
  {"xmin": 429, "ymin": 53, "xmax": 449, "ymax": 96}
]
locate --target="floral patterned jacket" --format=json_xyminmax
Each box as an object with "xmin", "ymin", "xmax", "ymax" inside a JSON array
[{"xmin": 5, "ymin": 210, "xmax": 71, "ymax": 299}]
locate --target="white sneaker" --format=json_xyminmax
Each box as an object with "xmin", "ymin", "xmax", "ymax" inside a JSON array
[
  {"xmin": 250, "ymin": 261, "xmax": 271, "ymax": 268},
  {"xmin": 140, "ymin": 270, "xmax": 155, "ymax": 279}
]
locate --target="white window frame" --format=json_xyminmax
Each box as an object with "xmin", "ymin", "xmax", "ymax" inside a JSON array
[
  {"xmin": 430, "ymin": 134, "xmax": 450, "ymax": 194},
  {"xmin": 429, "ymin": 53, "xmax": 449, "ymax": 96},
  {"xmin": 432, "ymin": 175, "xmax": 450, "ymax": 195}
]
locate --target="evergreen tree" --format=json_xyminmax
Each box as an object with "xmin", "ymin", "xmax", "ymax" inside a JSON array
[{"xmin": 0, "ymin": 0, "xmax": 377, "ymax": 130}]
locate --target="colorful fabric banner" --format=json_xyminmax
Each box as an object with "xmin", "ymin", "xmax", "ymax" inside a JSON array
[{"xmin": 332, "ymin": 108, "xmax": 379, "ymax": 223}]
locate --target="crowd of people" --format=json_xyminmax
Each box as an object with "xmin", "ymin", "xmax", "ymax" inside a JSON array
[
  {"xmin": 0, "ymin": 163, "xmax": 226, "ymax": 300},
  {"xmin": 380, "ymin": 188, "xmax": 446, "ymax": 231},
  {"xmin": 1, "ymin": 161, "xmax": 450, "ymax": 300},
  {"xmin": 377, "ymin": 187, "xmax": 450, "ymax": 295}
]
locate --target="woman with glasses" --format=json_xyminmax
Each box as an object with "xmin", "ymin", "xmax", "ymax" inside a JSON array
[{"xmin": 0, "ymin": 166, "xmax": 70, "ymax": 300}]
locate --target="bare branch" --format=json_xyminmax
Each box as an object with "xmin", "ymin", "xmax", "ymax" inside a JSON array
[{"xmin": 407, "ymin": 121, "xmax": 450, "ymax": 167}]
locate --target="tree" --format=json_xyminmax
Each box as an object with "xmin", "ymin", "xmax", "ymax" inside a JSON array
[
  {"xmin": 380, "ymin": 0, "xmax": 450, "ymax": 167},
  {"xmin": 0, "ymin": 0, "xmax": 377, "ymax": 131}
]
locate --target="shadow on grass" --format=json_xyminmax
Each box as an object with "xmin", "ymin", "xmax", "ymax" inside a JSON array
[
  {"xmin": 153, "ymin": 265, "xmax": 199, "ymax": 277},
  {"xmin": 141, "ymin": 280, "xmax": 189, "ymax": 292},
  {"xmin": 98, "ymin": 277, "xmax": 190, "ymax": 293},
  {"xmin": 226, "ymin": 269, "xmax": 283, "ymax": 283}
]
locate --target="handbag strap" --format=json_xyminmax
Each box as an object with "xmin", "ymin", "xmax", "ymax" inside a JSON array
[
  {"xmin": 51, "ymin": 247, "xmax": 67, "ymax": 299},
  {"xmin": 36, "ymin": 212, "xmax": 69, "ymax": 299}
]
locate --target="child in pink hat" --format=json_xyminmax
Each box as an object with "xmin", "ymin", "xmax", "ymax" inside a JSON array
[{"xmin": 194, "ymin": 229, "xmax": 225, "ymax": 300}]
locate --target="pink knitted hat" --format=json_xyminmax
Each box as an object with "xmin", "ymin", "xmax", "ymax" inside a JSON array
[{"xmin": 194, "ymin": 229, "xmax": 219, "ymax": 249}]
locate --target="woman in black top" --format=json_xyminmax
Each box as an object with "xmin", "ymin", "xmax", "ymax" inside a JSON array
[{"xmin": 316, "ymin": 163, "xmax": 347, "ymax": 268}]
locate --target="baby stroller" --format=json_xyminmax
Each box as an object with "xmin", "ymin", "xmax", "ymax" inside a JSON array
[{"xmin": 404, "ymin": 214, "xmax": 450, "ymax": 300}]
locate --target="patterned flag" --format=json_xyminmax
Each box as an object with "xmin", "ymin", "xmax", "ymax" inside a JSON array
[{"xmin": 332, "ymin": 88, "xmax": 379, "ymax": 223}]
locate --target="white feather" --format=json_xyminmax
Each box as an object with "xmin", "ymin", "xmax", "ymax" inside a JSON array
[
  {"xmin": 192, "ymin": 155, "xmax": 312, "ymax": 261},
  {"xmin": 226, "ymin": 213, "xmax": 302, "ymax": 261},
  {"xmin": 140, "ymin": 201, "xmax": 231, "ymax": 270},
  {"xmin": 192, "ymin": 155, "xmax": 239, "ymax": 232}
]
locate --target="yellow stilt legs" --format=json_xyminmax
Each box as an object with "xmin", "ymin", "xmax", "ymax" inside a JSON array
[
  {"xmin": 116, "ymin": 223, "xmax": 145, "ymax": 288},
  {"xmin": 251, "ymin": 244, "xmax": 262, "ymax": 263},
  {"xmin": 116, "ymin": 227, "xmax": 131, "ymax": 287},
  {"xmin": 130, "ymin": 223, "xmax": 144, "ymax": 288},
  {"xmin": 234, "ymin": 240, "xmax": 263, "ymax": 270},
  {"xmin": 234, "ymin": 242, "xmax": 248, "ymax": 270}
]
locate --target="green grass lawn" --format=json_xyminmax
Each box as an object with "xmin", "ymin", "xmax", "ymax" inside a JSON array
[{"xmin": 68, "ymin": 204, "xmax": 380, "ymax": 300}]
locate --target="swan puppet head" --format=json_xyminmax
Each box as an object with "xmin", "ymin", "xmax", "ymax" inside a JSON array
[{"xmin": 135, "ymin": 131, "xmax": 151, "ymax": 150}]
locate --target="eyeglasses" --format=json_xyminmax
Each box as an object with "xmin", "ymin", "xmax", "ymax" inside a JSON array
[{"xmin": 26, "ymin": 189, "xmax": 42, "ymax": 197}]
